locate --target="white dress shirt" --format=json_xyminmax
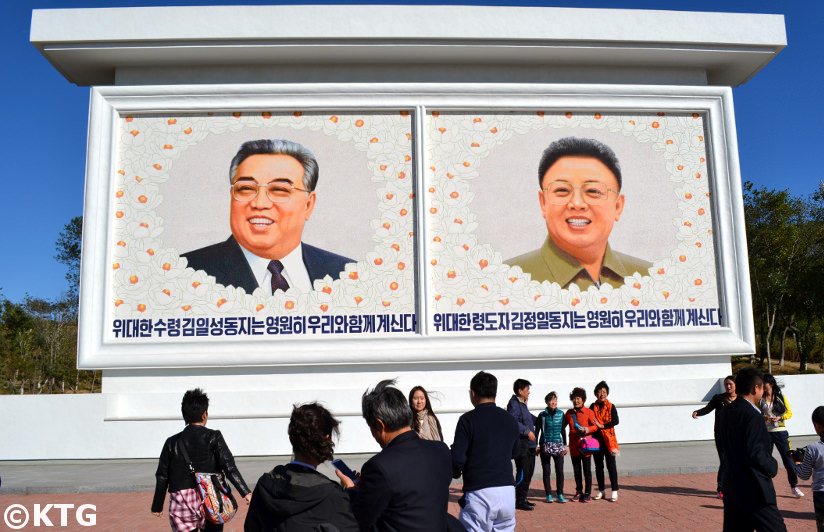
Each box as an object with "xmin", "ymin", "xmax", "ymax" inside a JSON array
[{"xmin": 239, "ymin": 243, "xmax": 313, "ymax": 293}]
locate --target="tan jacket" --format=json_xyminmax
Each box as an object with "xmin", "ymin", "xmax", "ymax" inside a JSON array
[{"xmin": 508, "ymin": 236, "xmax": 652, "ymax": 289}]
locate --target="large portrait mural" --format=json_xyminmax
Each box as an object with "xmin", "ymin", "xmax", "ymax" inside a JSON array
[
  {"xmin": 424, "ymin": 111, "xmax": 720, "ymax": 334},
  {"xmin": 110, "ymin": 111, "xmax": 417, "ymax": 340},
  {"xmin": 80, "ymin": 86, "xmax": 748, "ymax": 367}
]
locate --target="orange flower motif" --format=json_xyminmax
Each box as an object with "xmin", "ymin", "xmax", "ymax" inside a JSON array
[
  {"xmin": 456, "ymin": 298, "xmax": 466, "ymax": 306},
  {"xmin": 537, "ymin": 111, "xmax": 545, "ymax": 117},
  {"xmin": 398, "ymin": 172, "xmax": 406, "ymax": 179},
  {"xmin": 663, "ymin": 291, "xmax": 670, "ymax": 299},
  {"xmin": 450, "ymin": 192, "xmax": 459, "ymax": 199},
  {"xmin": 508, "ymin": 277, "xmax": 518, "ymax": 283},
  {"xmin": 153, "ymin": 164, "xmax": 162, "ymax": 170},
  {"xmin": 129, "ymin": 275, "xmax": 139, "ymax": 284},
  {"xmin": 113, "ymin": 263, "xmax": 120, "ymax": 270},
  {"xmin": 382, "ymin": 301, "xmax": 391, "ymax": 307},
  {"xmin": 385, "ymin": 193, "xmax": 394, "ymax": 200},
  {"xmin": 322, "ymin": 286, "xmax": 332, "ymax": 294},
  {"xmin": 330, "ymin": 116, "xmax": 338, "ymax": 123},
  {"xmin": 370, "ymin": 138, "xmax": 379, "ymax": 143},
  {"xmin": 479, "ymin": 259, "xmax": 488, "ymax": 269},
  {"xmin": 471, "ymin": 142, "xmax": 480, "ymax": 147},
  {"xmin": 405, "ymin": 155, "xmax": 412, "ymax": 162},
  {"xmin": 285, "ymin": 301, "xmax": 295, "ymax": 310},
  {"xmin": 633, "ymin": 282, "xmax": 641, "ymax": 289},
  {"xmin": 438, "ymin": 127, "xmax": 446, "ymax": 133},
  {"xmin": 398, "ymin": 262, "xmax": 405, "ymax": 270},
  {"xmin": 679, "ymin": 255, "xmax": 687, "ymax": 262},
  {"xmin": 430, "ymin": 207, "xmax": 438, "ymax": 214},
  {"xmin": 114, "ymin": 299, "xmax": 123, "ymax": 306},
  {"xmin": 453, "ymin": 218, "xmax": 463, "ymax": 224},
  {"xmin": 233, "ymin": 112, "xmax": 242, "ymax": 118},
  {"xmin": 137, "ymin": 304, "xmax": 147, "ymax": 312},
  {"xmin": 130, "ymin": 130, "xmax": 139, "ymax": 137},
  {"xmin": 658, "ymin": 112, "xmax": 666, "ymax": 116},
  {"xmin": 146, "ymin": 248, "xmax": 155, "ymax": 256},
  {"xmin": 125, "ymin": 116, "xmax": 133, "ymax": 122},
  {"xmin": 382, "ymin": 222, "xmax": 391, "ymax": 229},
  {"xmin": 116, "ymin": 211, "xmax": 124, "ymax": 218},
  {"xmin": 446, "ymin": 173, "xmax": 454, "ymax": 179},
  {"xmin": 481, "ymin": 285, "xmax": 489, "ymax": 291},
  {"xmin": 462, "ymin": 244, "xmax": 469, "ymax": 251},
  {"xmin": 685, "ymin": 192, "xmax": 692, "ymax": 199},
  {"xmin": 689, "ymin": 297, "xmax": 696, "ymax": 302},
  {"xmin": 571, "ymin": 299, "xmax": 580, "ymax": 306},
  {"xmin": 262, "ymin": 112, "xmax": 271, "ymax": 119},
  {"xmin": 434, "ymin": 295, "xmax": 442, "ymax": 301},
  {"xmin": 162, "ymin": 263, "xmax": 171, "ymax": 271},
  {"xmin": 447, "ymin": 270, "xmax": 456, "ymax": 279},
  {"xmin": 163, "ymin": 144, "xmax": 173, "ymax": 150},
  {"xmin": 349, "ymin": 272, "xmax": 359, "ymax": 280},
  {"xmin": 651, "ymin": 122, "xmax": 660, "ymax": 129},
  {"xmin": 182, "ymin": 305, "xmax": 192, "ymax": 311},
  {"xmin": 698, "ymin": 136, "xmax": 704, "ymax": 142},
  {"xmin": 390, "ymin": 282, "xmax": 399, "ymax": 290},
  {"xmin": 666, "ymin": 140, "xmax": 673, "ymax": 145},
  {"xmin": 118, "ymin": 170, "xmax": 125, "ymax": 175},
  {"xmin": 409, "ymin": 193, "xmax": 415, "ymax": 199},
  {"xmin": 256, "ymin": 304, "xmax": 264, "ymax": 311},
  {"xmin": 184, "ymin": 128, "xmax": 192, "ymax": 135},
  {"xmin": 594, "ymin": 113, "xmax": 602, "ymax": 120},
  {"xmin": 628, "ymin": 120, "xmax": 635, "ymax": 125},
  {"xmin": 140, "ymin": 222, "xmax": 149, "ymax": 228},
  {"xmin": 192, "ymin": 281, "xmax": 200, "ymax": 288},
  {"xmin": 695, "ymin": 173, "xmax": 702, "ymax": 179},
  {"xmin": 657, "ymin": 268, "xmax": 665, "ymax": 275},
  {"xmin": 684, "ymin": 221, "xmax": 692, "ymax": 227},
  {"xmin": 400, "ymin": 111, "xmax": 409, "ymax": 116},
  {"xmin": 490, "ymin": 127, "xmax": 498, "ymax": 134},
  {"xmin": 374, "ymin": 258, "xmax": 383, "ymax": 265},
  {"xmin": 293, "ymin": 111, "xmax": 302, "ymax": 117},
  {"xmin": 565, "ymin": 112, "xmax": 573, "ymax": 118},
  {"xmin": 355, "ymin": 119, "xmax": 364, "ymax": 127},
  {"xmin": 534, "ymin": 295, "xmax": 542, "ymax": 301},
  {"xmin": 391, "ymin": 244, "xmax": 400, "ymax": 251},
  {"xmin": 116, "ymin": 190, "xmax": 124, "ymax": 198},
  {"xmin": 320, "ymin": 304, "xmax": 329, "ymax": 312},
  {"xmin": 400, "ymin": 209, "xmax": 407, "ymax": 216},
  {"xmin": 380, "ymin": 164, "xmax": 388, "ymax": 171},
  {"xmin": 473, "ymin": 118, "xmax": 482, "ymax": 123},
  {"xmin": 695, "ymin": 242, "xmax": 702, "ymax": 248},
  {"xmin": 432, "ymin": 111, "xmax": 440, "ymax": 117},
  {"xmin": 693, "ymin": 113, "xmax": 700, "ymax": 118},
  {"xmin": 600, "ymin": 297, "xmax": 608, "ymax": 304},
  {"xmin": 162, "ymin": 289, "xmax": 170, "ymax": 296},
  {"xmin": 462, "ymin": 161, "xmax": 470, "ymax": 167},
  {"xmin": 117, "ymin": 241, "xmax": 126, "ymax": 247},
  {"xmin": 431, "ymin": 259, "xmax": 438, "ymax": 266},
  {"xmin": 631, "ymin": 299, "xmax": 640, "ymax": 306},
  {"xmin": 499, "ymin": 298, "xmax": 509, "ymax": 305},
  {"xmin": 677, "ymin": 165, "xmax": 684, "ymax": 171},
  {"xmin": 216, "ymin": 299, "xmax": 227, "ymax": 307},
  {"xmin": 694, "ymin": 279, "xmax": 703, "ymax": 286},
  {"xmin": 135, "ymin": 176, "xmax": 143, "ymax": 182},
  {"xmin": 698, "ymin": 208, "xmax": 706, "ymax": 215},
  {"xmin": 355, "ymin": 296, "xmax": 363, "ymax": 304},
  {"xmin": 433, "ymin": 236, "xmax": 441, "ymax": 242}
]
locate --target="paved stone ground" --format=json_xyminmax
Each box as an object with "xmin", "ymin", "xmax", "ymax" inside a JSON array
[{"xmin": 0, "ymin": 472, "xmax": 816, "ymax": 531}]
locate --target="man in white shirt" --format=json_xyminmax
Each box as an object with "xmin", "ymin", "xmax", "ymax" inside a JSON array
[{"xmin": 183, "ymin": 139, "xmax": 353, "ymax": 294}]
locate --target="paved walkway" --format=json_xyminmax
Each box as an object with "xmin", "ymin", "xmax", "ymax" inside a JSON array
[{"xmin": 0, "ymin": 437, "xmax": 818, "ymax": 531}]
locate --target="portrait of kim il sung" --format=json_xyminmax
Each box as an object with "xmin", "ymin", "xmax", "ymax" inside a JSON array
[
  {"xmin": 182, "ymin": 138, "xmax": 354, "ymax": 295},
  {"xmin": 508, "ymin": 137, "xmax": 652, "ymax": 290}
]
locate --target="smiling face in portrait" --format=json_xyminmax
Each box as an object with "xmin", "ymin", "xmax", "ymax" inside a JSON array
[
  {"xmin": 539, "ymin": 156, "xmax": 625, "ymax": 263},
  {"xmin": 229, "ymin": 154, "xmax": 316, "ymax": 260}
]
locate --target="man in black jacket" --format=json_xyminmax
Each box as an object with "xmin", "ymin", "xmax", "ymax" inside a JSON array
[
  {"xmin": 336, "ymin": 379, "xmax": 453, "ymax": 532},
  {"xmin": 507, "ymin": 378, "xmax": 537, "ymax": 510},
  {"xmin": 451, "ymin": 371, "xmax": 520, "ymax": 531},
  {"xmin": 717, "ymin": 367, "xmax": 787, "ymax": 532}
]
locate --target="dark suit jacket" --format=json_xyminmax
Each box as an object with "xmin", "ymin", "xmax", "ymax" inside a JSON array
[
  {"xmin": 349, "ymin": 430, "xmax": 452, "ymax": 532},
  {"xmin": 717, "ymin": 396, "xmax": 779, "ymax": 507},
  {"xmin": 182, "ymin": 236, "xmax": 353, "ymax": 293}
]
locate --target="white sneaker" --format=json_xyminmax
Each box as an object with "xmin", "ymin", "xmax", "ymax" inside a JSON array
[
  {"xmin": 611, "ymin": 490, "xmax": 618, "ymax": 501},
  {"xmin": 593, "ymin": 491, "xmax": 604, "ymax": 500},
  {"xmin": 792, "ymin": 487, "xmax": 804, "ymax": 498}
]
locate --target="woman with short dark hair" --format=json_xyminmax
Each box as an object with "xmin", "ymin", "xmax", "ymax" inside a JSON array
[
  {"xmin": 590, "ymin": 381, "xmax": 620, "ymax": 501},
  {"xmin": 151, "ymin": 388, "xmax": 252, "ymax": 532},
  {"xmin": 244, "ymin": 403, "xmax": 357, "ymax": 531},
  {"xmin": 692, "ymin": 375, "xmax": 736, "ymax": 498},
  {"xmin": 563, "ymin": 387, "xmax": 599, "ymax": 503}
]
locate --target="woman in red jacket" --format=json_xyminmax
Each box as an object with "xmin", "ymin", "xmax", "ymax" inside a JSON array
[{"xmin": 563, "ymin": 387, "xmax": 599, "ymax": 503}]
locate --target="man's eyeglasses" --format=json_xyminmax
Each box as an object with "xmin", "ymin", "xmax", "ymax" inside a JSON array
[
  {"xmin": 231, "ymin": 179, "xmax": 308, "ymax": 203},
  {"xmin": 542, "ymin": 181, "xmax": 618, "ymax": 205}
]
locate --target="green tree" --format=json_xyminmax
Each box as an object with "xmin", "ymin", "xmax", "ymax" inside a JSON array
[{"xmin": 54, "ymin": 216, "xmax": 82, "ymax": 312}]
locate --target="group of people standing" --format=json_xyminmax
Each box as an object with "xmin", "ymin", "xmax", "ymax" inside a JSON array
[
  {"xmin": 692, "ymin": 372, "xmax": 805, "ymax": 500},
  {"xmin": 506, "ymin": 379, "xmax": 620, "ymax": 509},
  {"xmin": 151, "ymin": 375, "xmax": 623, "ymax": 532}
]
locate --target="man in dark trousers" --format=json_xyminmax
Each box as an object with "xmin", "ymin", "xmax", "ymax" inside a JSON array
[
  {"xmin": 451, "ymin": 371, "xmax": 520, "ymax": 531},
  {"xmin": 507, "ymin": 378, "xmax": 537, "ymax": 510},
  {"xmin": 717, "ymin": 366, "xmax": 787, "ymax": 532},
  {"xmin": 336, "ymin": 379, "xmax": 453, "ymax": 532}
]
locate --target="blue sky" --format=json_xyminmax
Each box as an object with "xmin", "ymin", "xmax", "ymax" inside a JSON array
[{"xmin": 1, "ymin": 0, "xmax": 820, "ymax": 304}]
